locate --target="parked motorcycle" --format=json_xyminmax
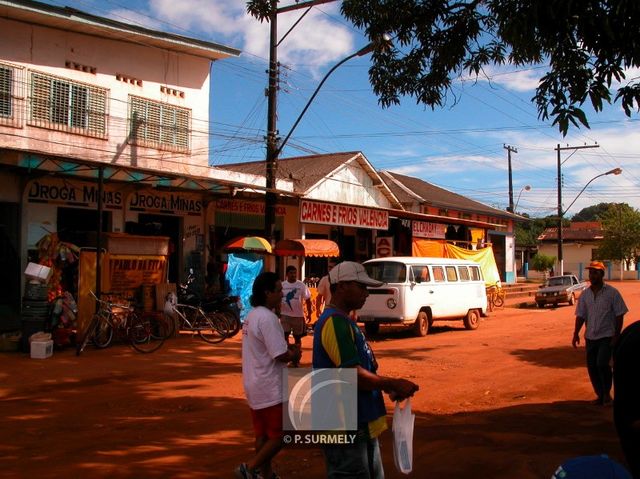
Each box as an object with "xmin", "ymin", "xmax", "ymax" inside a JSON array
[{"xmin": 178, "ymin": 269, "xmax": 242, "ymax": 337}]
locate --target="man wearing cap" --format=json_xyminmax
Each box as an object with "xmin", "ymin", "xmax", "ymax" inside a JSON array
[
  {"xmin": 572, "ymin": 261, "xmax": 628, "ymax": 406},
  {"xmin": 312, "ymin": 261, "xmax": 419, "ymax": 478}
]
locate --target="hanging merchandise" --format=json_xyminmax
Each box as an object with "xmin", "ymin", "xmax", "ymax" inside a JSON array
[{"xmin": 35, "ymin": 231, "xmax": 81, "ymax": 302}]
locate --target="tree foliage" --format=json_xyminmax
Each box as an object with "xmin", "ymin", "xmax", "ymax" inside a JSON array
[
  {"xmin": 335, "ymin": 0, "xmax": 640, "ymax": 136},
  {"xmin": 246, "ymin": 1, "xmax": 639, "ymax": 134},
  {"xmin": 571, "ymin": 202, "xmax": 616, "ymax": 222},
  {"xmin": 515, "ymin": 215, "xmax": 560, "ymax": 248},
  {"xmin": 595, "ymin": 203, "xmax": 640, "ymax": 266},
  {"xmin": 530, "ymin": 253, "xmax": 556, "ymax": 272}
]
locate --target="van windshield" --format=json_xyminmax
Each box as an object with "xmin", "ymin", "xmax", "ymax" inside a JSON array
[{"xmin": 364, "ymin": 262, "xmax": 406, "ymax": 283}]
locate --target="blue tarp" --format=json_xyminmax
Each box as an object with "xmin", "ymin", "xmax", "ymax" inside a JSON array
[{"xmin": 226, "ymin": 253, "xmax": 263, "ymax": 321}]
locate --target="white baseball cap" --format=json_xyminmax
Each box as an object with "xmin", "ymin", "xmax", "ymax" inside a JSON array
[{"xmin": 328, "ymin": 261, "xmax": 384, "ymax": 287}]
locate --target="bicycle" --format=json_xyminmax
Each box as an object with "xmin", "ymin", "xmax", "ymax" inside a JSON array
[
  {"xmin": 486, "ymin": 283, "xmax": 506, "ymax": 311},
  {"xmin": 76, "ymin": 291, "xmax": 166, "ymax": 355},
  {"xmin": 163, "ymin": 292, "xmax": 230, "ymax": 343}
]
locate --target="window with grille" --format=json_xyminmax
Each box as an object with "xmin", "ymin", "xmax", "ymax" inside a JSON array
[
  {"xmin": 129, "ymin": 96, "xmax": 190, "ymax": 152},
  {"xmin": 29, "ymin": 72, "xmax": 107, "ymax": 137},
  {"xmin": 0, "ymin": 62, "xmax": 25, "ymax": 127},
  {"xmin": 0, "ymin": 65, "xmax": 12, "ymax": 118}
]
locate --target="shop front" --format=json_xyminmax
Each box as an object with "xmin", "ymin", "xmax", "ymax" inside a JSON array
[
  {"xmin": 125, "ymin": 189, "xmax": 206, "ymax": 285},
  {"xmin": 298, "ymin": 199, "xmax": 390, "ymax": 279}
]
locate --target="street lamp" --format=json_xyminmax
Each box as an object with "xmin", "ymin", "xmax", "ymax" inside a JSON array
[
  {"xmin": 514, "ymin": 185, "xmax": 531, "ymax": 212},
  {"xmin": 263, "ymin": 24, "xmax": 390, "ymax": 240},
  {"xmin": 557, "ymin": 167, "xmax": 622, "ymax": 275}
]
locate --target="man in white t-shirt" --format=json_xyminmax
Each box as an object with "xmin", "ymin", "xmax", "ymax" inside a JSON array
[
  {"xmin": 280, "ymin": 265, "xmax": 312, "ymax": 367},
  {"xmin": 237, "ymin": 272, "xmax": 301, "ymax": 479}
]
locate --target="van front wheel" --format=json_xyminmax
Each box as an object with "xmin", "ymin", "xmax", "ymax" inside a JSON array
[
  {"xmin": 364, "ymin": 322, "xmax": 380, "ymax": 336},
  {"xmin": 413, "ymin": 311, "xmax": 429, "ymax": 337},
  {"xmin": 464, "ymin": 309, "xmax": 480, "ymax": 330}
]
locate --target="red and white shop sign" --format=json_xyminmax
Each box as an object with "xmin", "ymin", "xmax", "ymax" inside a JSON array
[
  {"xmin": 375, "ymin": 237, "xmax": 394, "ymax": 257},
  {"xmin": 412, "ymin": 220, "xmax": 446, "ymax": 239},
  {"xmin": 299, "ymin": 200, "xmax": 389, "ymax": 230},
  {"xmin": 216, "ymin": 199, "xmax": 286, "ymax": 216}
]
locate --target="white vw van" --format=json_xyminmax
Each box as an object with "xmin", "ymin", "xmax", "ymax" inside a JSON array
[{"xmin": 358, "ymin": 257, "xmax": 487, "ymax": 336}]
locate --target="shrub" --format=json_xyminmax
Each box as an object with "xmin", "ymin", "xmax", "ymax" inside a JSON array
[{"xmin": 530, "ymin": 254, "xmax": 556, "ymax": 272}]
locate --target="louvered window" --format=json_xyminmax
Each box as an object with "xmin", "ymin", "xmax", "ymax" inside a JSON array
[
  {"xmin": 129, "ymin": 95, "xmax": 189, "ymax": 152},
  {"xmin": 0, "ymin": 66, "xmax": 12, "ymax": 118},
  {"xmin": 0, "ymin": 62, "xmax": 25, "ymax": 127},
  {"xmin": 29, "ymin": 72, "xmax": 107, "ymax": 137}
]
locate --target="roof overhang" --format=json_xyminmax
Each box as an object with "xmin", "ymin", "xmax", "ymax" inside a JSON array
[
  {"xmin": 0, "ymin": 0, "xmax": 241, "ymax": 61},
  {"xmin": 0, "ymin": 150, "xmax": 295, "ymax": 196},
  {"xmin": 388, "ymin": 208, "xmax": 506, "ymax": 229}
]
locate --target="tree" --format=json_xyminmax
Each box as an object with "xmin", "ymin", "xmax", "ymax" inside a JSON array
[
  {"xmin": 341, "ymin": 0, "xmax": 640, "ymax": 136},
  {"xmin": 530, "ymin": 253, "xmax": 556, "ymax": 275},
  {"xmin": 246, "ymin": 0, "xmax": 640, "ymax": 136},
  {"xmin": 515, "ymin": 215, "xmax": 561, "ymax": 249},
  {"xmin": 571, "ymin": 203, "xmax": 615, "ymax": 222},
  {"xmin": 595, "ymin": 203, "xmax": 640, "ymax": 268}
]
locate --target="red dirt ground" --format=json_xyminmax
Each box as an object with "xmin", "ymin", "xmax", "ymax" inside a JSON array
[{"xmin": 1, "ymin": 281, "xmax": 639, "ymax": 479}]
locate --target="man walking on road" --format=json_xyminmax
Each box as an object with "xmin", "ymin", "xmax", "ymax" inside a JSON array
[
  {"xmin": 572, "ymin": 261, "xmax": 628, "ymax": 406},
  {"xmin": 237, "ymin": 272, "xmax": 301, "ymax": 479},
  {"xmin": 313, "ymin": 261, "xmax": 419, "ymax": 478},
  {"xmin": 280, "ymin": 265, "xmax": 312, "ymax": 367}
]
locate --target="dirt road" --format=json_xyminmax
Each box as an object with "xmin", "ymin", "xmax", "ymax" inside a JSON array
[{"xmin": 1, "ymin": 281, "xmax": 639, "ymax": 479}]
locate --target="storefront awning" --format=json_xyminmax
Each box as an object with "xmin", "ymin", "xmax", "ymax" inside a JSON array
[{"xmin": 274, "ymin": 239, "xmax": 340, "ymax": 257}]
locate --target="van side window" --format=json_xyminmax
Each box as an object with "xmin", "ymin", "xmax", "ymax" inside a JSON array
[
  {"xmin": 432, "ymin": 266, "xmax": 445, "ymax": 282},
  {"xmin": 469, "ymin": 266, "xmax": 482, "ymax": 281},
  {"xmin": 365, "ymin": 262, "xmax": 406, "ymax": 283},
  {"xmin": 458, "ymin": 266, "xmax": 470, "ymax": 281},
  {"xmin": 411, "ymin": 266, "xmax": 430, "ymax": 283},
  {"xmin": 445, "ymin": 266, "xmax": 458, "ymax": 282}
]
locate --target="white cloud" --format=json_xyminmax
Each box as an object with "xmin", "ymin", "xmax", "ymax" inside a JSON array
[
  {"xmin": 461, "ymin": 65, "xmax": 546, "ymax": 92},
  {"xmin": 144, "ymin": 0, "xmax": 355, "ymax": 75}
]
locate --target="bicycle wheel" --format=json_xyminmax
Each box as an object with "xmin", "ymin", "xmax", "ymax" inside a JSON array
[
  {"xmin": 76, "ymin": 313, "xmax": 100, "ymax": 356},
  {"xmin": 129, "ymin": 314, "xmax": 166, "ymax": 353},
  {"xmin": 197, "ymin": 312, "xmax": 227, "ymax": 344},
  {"xmin": 220, "ymin": 308, "xmax": 241, "ymax": 337},
  {"xmin": 162, "ymin": 312, "xmax": 177, "ymax": 338},
  {"xmin": 493, "ymin": 292, "xmax": 505, "ymax": 308},
  {"xmin": 207, "ymin": 310, "xmax": 235, "ymax": 338},
  {"xmin": 93, "ymin": 315, "xmax": 113, "ymax": 348}
]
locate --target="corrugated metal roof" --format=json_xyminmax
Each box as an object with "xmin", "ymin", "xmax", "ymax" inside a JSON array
[
  {"xmin": 221, "ymin": 151, "xmax": 402, "ymax": 208},
  {"xmin": 0, "ymin": 0, "xmax": 240, "ymax": 60},
  {"xmin": 538, "ymin": 222, "xmax": 604, "ymax": 241},
  {"xmin": 381, "ymin": 170, "xmax": 523, "ymax": 221}
]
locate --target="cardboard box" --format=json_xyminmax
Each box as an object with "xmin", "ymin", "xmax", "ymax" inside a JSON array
[
  {"xmin": 24, "ymin": 262, "xmax": 52, "ymax": 282},
  {"xmin": 30, "ymin": 340, "xmax": 53, "ymax": 359}
]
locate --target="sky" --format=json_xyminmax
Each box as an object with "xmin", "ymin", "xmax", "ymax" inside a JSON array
[{"xmin": 40, "ymin": 0, "xmax": 640, "ymax": 218}]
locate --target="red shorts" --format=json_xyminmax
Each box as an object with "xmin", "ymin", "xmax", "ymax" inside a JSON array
[{"xmin": 250, "ymin": 403, "xmax": 284, "ymax": 439}]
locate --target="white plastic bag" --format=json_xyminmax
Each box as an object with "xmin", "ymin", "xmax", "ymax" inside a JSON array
[{"xmin": 392, "ymin": 398, "xmax": 415, "ymax": 474}]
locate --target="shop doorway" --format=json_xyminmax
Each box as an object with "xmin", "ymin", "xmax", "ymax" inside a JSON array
[
  {"xmin": 54, "ymin": 207, "xmax": 113, "ymax": 298},
  {"xmin": 57, "ymin": 207, "xmax": 112, "ymax": 248},
  {"xmin": 0, "ymin": 202, "xmax": 20, "ymax": 323},
  {"xmin": 137, "ymin": 214, "xmax": 181, "ymax": 283}
]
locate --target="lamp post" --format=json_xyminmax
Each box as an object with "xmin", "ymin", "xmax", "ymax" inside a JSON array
[
  {"xmin": 514, "ymin": 184, "xmax": 531, "ymax": 212},
  {"xmin": 263, "ymin": 0, "xmax": 388, "ymax": 241},
  {"xmin": 557, "ymin": 167, "xmax": 622, "ymax": 275}
]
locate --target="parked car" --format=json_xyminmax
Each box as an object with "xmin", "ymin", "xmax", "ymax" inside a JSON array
[{"xmin": 535, "ymin": 274, "xmax": 588, "ymax": 308}]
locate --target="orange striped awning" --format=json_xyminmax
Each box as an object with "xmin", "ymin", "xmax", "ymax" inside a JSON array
[{"xmin": 274, "ymin": 239, "xmax": 339, "ymax": 257}]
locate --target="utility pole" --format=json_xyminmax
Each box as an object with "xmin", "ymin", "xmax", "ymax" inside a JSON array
[
  {"xmin": 263, "ymin": 0, "xmax": 339, "ymax": 242},
  {"xmin": 504, "ymin": 144, "xmax": 517, "ymax": 212},
  {"xmin": 264, "ymin": 0, "xmax": 279, "ymax": 242},
  {"xmin": 555, "ymin": 143, "xmax": 600, "ymax": 275}
]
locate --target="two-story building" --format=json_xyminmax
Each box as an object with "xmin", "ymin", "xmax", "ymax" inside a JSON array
[{"xmin": 0, "ymin": 0, "xmax": 294, "ymax": 323}]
